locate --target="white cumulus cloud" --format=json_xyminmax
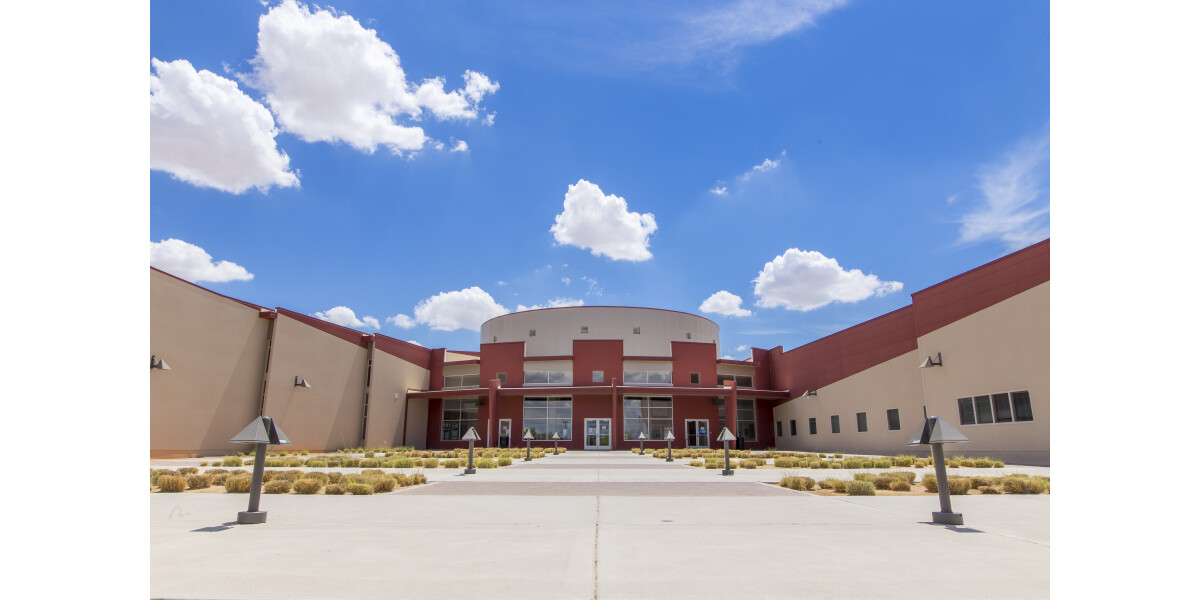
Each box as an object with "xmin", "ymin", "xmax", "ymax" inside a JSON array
[
  {"xmin": 516, "ymin": 298, "xmax": 585, "ymax": 312},
  {"xmin": 387, "ymin": 314, "xmax": 417, "ymax": 329},
  {"xmin": 753, "ymin": 249, "xmax": 903, "ymax": 312},
  {"xmin": 150, "ymin": 239, "xmax": 254, "ymax": 283},
  {"xmin": 735, "ymin": 345, "xmax": 750, "ymax": 352},
  {"xmin": 958, "ymin": 132, "xmax": 1050, "ymax": 251},
  {"xmin": 313, "ymin": 306, "xmax": 380, "ymax": 330},
  {"xmin": 247, "ymin": 0, "xmax": 498, "ymax": 155},
  {"xmin": 150, "ymin": 58, "xmax": 298, "ymax": 194},
  {"xmin": 699, "ymin": 291, "xmax": 752, "ymax": 317},
  {"xmin": 449, "ymin": 139, "xmax": 469, "ymax": 153},
  {"xmin": 710, "ymin": 185, "xmax": 728, "ymax": 196},
  {"xmin": 550, "ymin": 179, "xmax": 657, "ymax": 261},
  {"xmin": 414, "ymin": 286, "xmax": 508, "ymax": 331}
]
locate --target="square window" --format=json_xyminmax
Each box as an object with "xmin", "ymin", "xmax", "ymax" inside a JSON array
[
  {"xmin": 592, "ymin": 370, "xmax": 604, "ymax": 383},
  {"xmin": 974, "ymin": 395, "xmax": 994, "ymax": 424},
  {"xmin": 808, "ymin": 417, "xmax": 817, "ymax": 435},
  {"xmin": 633, "ymin": 327, "xmax": 641, "ymax": 334},
  {"xmin": 690, "ymin": 372, "xmax": 700, "ymax": 384},
  {"xmin": 529, "ymin": 329, "xmax": 536, "ymax": 337},
  {"xmin": 831, "ymin": 415, "xmax": 840, "ymax": 434},
  {"xmin": 776, "ymin": 421, "xmax": 783, "ymax": 437},
  {"xmin": 497, "ymin": 373, "xmax": 507, "ymax": 385},
  {"xmin": 886, "ymin": 408, "xmax": 900, "ymax": 431},
  {"xmin": 856, "ymin": 412, "xmax": 867, "ymax": 432},
  {"xmin": 686, "ymin": 332, "xmax": 692, "ymax": 339},
  {"xmin": 789, "ymin": 419, "xmax": 797, "ymax": 435},
  {"xmin": 581, "ymin": 326, "xmax": 588, "ymax": 334},
  {"xmin": 1012, "ymin": 391, "xmax": 1034, "ymax": 421},
  {"xmin": 992, "ymin": 393, "xmax": 1013, "ymax": 422},
  {"xmin": 957, "ymin": 397, "xmax": 976, "ymax": 425}
]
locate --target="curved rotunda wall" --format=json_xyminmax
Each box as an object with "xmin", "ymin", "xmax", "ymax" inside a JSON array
[{"xmin": 481, "ymin": 307, "xmax": 719, "ymax": 357}]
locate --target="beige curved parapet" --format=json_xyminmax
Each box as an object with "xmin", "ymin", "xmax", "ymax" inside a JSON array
[{"xmin": 481, "ymin": 306, "xmax": 719, "ymax": 357}]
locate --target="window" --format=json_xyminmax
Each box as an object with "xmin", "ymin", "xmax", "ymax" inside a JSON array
[
  {"xmin": 831, "ymin": 415, "xmax": 840, "ymax": 434},
  {"xmin": 440, "ymin": 398, "xmax": 478, "ymax": 441},
  {"xmin": 623, "ymin": 396, "xmax": 672, "ymax": 440},
  {"xmin": 525, "ymin": 370, "xmax": 571, "ymax": 386},
  {"xmin": 808, "ymin": 417, "xmax": 817, "ymax": 435},
  {"xmin": 737, "ymin": 398, "xmax": 756, "ymax": 441},
  {"xmin": 974, "ymin": 395, "xmax": 994, "ymax": 424},
  {"xmin": 685, "ymin": 332, "xmax": 692, "ymax": 339},
  {"xmin": 856, "ymin": 412, "xmax": 868, "ymax": 432},
  {"xmin": 1012, "ymin": 391, "xmax": 1034, "ymax": 421},
  {"xmin": 496, "ymin": 372, "xmax": 507, "ymax": 385},
  {"xmin": 529, "ymin": 329, "xmax": 536, "ymax": 337},
  {"xmin": 580, "ymin": 326, "xmax": 588, "ymax": 334},
  {"xmin": 789, "ymin": 419, "xmax": 797, "ymax": 436},
  {"xmin": 522, "ymin": 397, "xmax": 572, "ymax": 440},
  {"xmin": 886, "ymin": 408, "xmax": 901, "ymax": 431},
  {"xmin": 592, "ymin": 370, "xmax": 604, "ymax": 383},
  {"xmin": 690, "ymin": 372, "xmax": 700, "ymax": 384},
  {"xmin": 443, "ymin": 374, "xmax": 480, "ymax": 389},
  {"xmin": 957, "ymin": 397, "xmax": 976, "ymax": 425},
  {"xmin": 776, "ymin": 421, "xmax": 783, "ymax": 437},
  {"xmin": 633, "ymin": 327, "xmax": 641, "ymax": 334},
  {"xmin": 624, "ymin": 370, "xmax": 672, "ymax": 385},
  {"xmin": 717, "ymin": 374, "xmax": 753, "ymax": 388},
  {"xmin": 992, "ymin": 393, "xmax": 1013, "ymax": 422}
]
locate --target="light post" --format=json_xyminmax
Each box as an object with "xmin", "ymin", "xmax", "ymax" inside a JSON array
[
  {"xmin": 552, "ymin": 432, "xmax": 561, "ymax": 455},
  {"xmin": 523, "ymin": 429, "xmax": 534, "ymax": 461},
  {"xmin": 717, "ymin": 427, "xmax": 736, "ymax": 476},
  {"xmin": 462, "ymin": 426, "xmax": 481, "ymax": 474},
  {"xmin": 907, "ymin": 415, "xmax": 970, "ymax": 525},
  {"xmin": 665, "ymin": 430, "xmax": 675, "ymax": 462},
  {"xmin": 229, "ymin": 416, "xmax": 292, "ymax": 524},
  {"xmin": 637, "ymin": 431, "xmax": 646, "ymax": 455}
]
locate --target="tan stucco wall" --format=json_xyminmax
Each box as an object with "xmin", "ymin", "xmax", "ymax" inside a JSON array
[
  {"xmin": 363, "ymin": 349, "xmax": 430, "ymax": 448},
  {"xmin": 916, "ymin": 282, "xmax": 1049, "ymax": 465},
  {"xmin": 150, "ymin": 270, "xmax": 269, "ymax": 457},
  {"xmin": 260, "ymin": 314, "xmax": 369, "ymax": 451},
  {"xmin": 404, "ymin": 398, "xmax": 429, "ymax": 449},
  {"xmin": 772, "ymin": 350, "xmax": 924, "ymax": 456},
  {"xmin": 445, "ymin": 351, "xmax": 478, "ymax": 362},
  {"xmin": 482, "ymin": 307, "xmax": 719, "ymax": 357}
]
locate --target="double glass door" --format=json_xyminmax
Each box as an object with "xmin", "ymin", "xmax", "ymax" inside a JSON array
[
  {"xmin": 584, "ymin": 418, "xmax": 611, "ymax": 450},
  {"xmin": 685, "ymin": 419, "xmax": 709, "ymax": 448}
]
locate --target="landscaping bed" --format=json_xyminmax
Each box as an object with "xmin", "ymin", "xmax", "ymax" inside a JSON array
[{"xmin": 777, "ymin": 472, "xmax": 1050, "ymax": 496}]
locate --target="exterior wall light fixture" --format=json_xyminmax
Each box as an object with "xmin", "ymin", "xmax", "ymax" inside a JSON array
[
  {"xmin": 801, "ymin": 389, "xmax": 818, "ymax": 398},
  {"xmin": 294, "ymin": 376, "xmax": 313, "ymax": 388},
  {"xmin": 150, "ymin": 355, "xmax": 171, "ymax": 370},
  {"xmin": 919, "ymin": 353, "xmax": 943, "ymax": 368}
]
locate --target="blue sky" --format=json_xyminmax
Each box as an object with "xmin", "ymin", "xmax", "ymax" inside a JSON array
[{"xmin": 149, "ymin": 0, "xmax": 1050, "ymax": 355}]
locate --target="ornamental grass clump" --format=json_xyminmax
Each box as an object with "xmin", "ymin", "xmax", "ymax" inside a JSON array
[
  {"xmin": 186, "ymin": 474, "xmax": 213, "ymax": 489},
  {"xmin": 894, "ymin": 455, "xmax": 915, "ymax": 467},
  {"xmin": 947, "ymin": 478, "xmax": 971, "ymax": 495},
  {"xmin": 206, "ymin": 471, "xmax": 229, "ymax": 485},
  {"xmin": 421, "ymin": 459, "xmax": 440, "ymax": 469},
  {"xmin": 222, "ymin": 456, "xmax": 243, "ymax": 467},
  {"xmin": 157, "ymin": 475, "xmax": 186, "ymax": 493},
  {"xmin": 921, "ymin": 474, "xmax": 939, "ymax": 493},
  {"xmin": 293, "ymin": 479, "xmax": 322, "ymax": 494},
  {"xmin": 845, "ymin": 480, "xmax": 876, "ymax": 496},
  {"xmin": 477, "ymin": 458, "xmax": 497, "ymax": 468},
  {"xmin": 738, "ymin": 460, "xmax": 757, "ymax": 469},
  {"xmin": 889, "ymin": 480, "xmax": 911, "ymax": 491},
  {"xmin": 407, "ymin": 473, "xmax": 428, "ymax": 485},
  {"xmin": 443, "ymin": 459, "xmax": 461, "ymax": 468},
  {"xmin": 779, "ymin": 476, "xmax": 815, "ymax": 491},
  {"xmin": 393, "ymin": 458, "xmax": 415, "ymax": 468},
  {"xmin": 264, "ymin": 480, "xmax": 291, "ymax": 494},
  {"xmin": 224, "ymin": 476, "xmax": 252, "ymax": 493},
  {"xmin": 844, "ymin": 459, "xmax": 863, "ymax": 469},
  {"xmin": 347, "ymin": 483, "xmax": 372, "ymax": 495},
  {"xmin": 360, "ymin": 458, "xmax": 381, "ymax": 468},
  {"xmin": 891, "ymin": 471, "xmax": 917, "ymax": 483},
  {"xmin": 980, "ymin": 485, "xmax": 1001, "ymax": 494},
  {"xmin": 371, "ymin": 476, "xmax": 396, "ymax": 493},
  {"xmin": 853, "ymin": 473, "xmax": 876, "ymax": 482},
  {"xmin": 178, "ymin": 467, "xmax": 199, "ymax": 475},
  {"xmin": 324, "ymin": 484, "xmax": 346, "ymax": 495},
  {"xmin": 304, "ymin": 459, "xmax": 327, "ymax": 468},
  {"xmin": 873, "ymin": 459, "xmax": 893, "ymax": 469},
  {"xmin": 150, "ymin": 469, "xmax": 177, "ymax": 486},
  {"xmin": 497, "ymin": 457, "xmax": 512, "ymax": 467},
  {"xmin": 818, "ymin": 478, "xmax": 838, "ymax": 490},
  {"xmin": 872, "ymin": 475, "xmax": 894, "ymax": 490}
]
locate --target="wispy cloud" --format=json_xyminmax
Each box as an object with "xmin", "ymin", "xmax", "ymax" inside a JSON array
[
  {"xmin": 655, "ymin": 0, "xmax": 848, "ymax": 65},
  {"xmin": 711, "ymin": 151, "xmax": 787, "ymax": 194},
  {"xmin": 957, "ymin": 131, "xmax": 1050, "ymax": 251}
]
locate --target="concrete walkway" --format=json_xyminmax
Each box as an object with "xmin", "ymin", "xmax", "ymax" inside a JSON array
[{"xmin": 151, "ymin": 451, "xmax": 1049, "ymax": 599}]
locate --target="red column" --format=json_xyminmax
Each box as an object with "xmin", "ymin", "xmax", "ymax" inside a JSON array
[
  {"xmin": 728, "ymin": 380, "xmax": 738, "ymax": 440},
  {"xmin": 488, "ymin": 379, "xmax": 500, "ymax": 448},
  {"xmin": 611, "ymin": 378, "xmax": 619, "ymax": 448}
]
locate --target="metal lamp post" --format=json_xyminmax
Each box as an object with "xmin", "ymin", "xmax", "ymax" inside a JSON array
[
  {"xmin": 462, "ymin": 426, "xmax": 481, "ymax": 474},
  {"xmin": 229, "ymin": 416, "xmax": 292, "ymax": 524},
  {"xmin": 907, "ymin": 415, "xmax": 970, "ymax": 525},
  {"xmin": 637, "ymin": 431, "xmax": 647, "ymax": 455},
  {"xmin": 552, "ymin": 432, "xmax": 561, "ymax": 455},
  {"xmin": 716, "ymin": 427, "xmax": 736, "ymax": 476},
  {"xmin": 523, "ymin": 429, "xmax": 534, "ymax": 461},
  {"xmin": 665, "ymin": 430, "xmax": 675, "ymax": 462}
]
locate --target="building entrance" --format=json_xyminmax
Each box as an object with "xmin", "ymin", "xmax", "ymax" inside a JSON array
[
  {"xmin": 498, "ymin": 419, "xmax": 512, "ymax": 448},
  {"xmin": 584, "ymin": 418, "xmax": 612, "ymax": 450},
  {"xmin": 685, "ymin": 419, "xmax": 709, "ymax": 448}
]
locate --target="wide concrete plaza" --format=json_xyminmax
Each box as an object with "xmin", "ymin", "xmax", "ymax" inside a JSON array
[{"xmin": 151, "ymin": 451, "xmax": 1050, "ymax": 599}]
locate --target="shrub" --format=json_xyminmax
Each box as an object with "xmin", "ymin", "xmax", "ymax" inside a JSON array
[
  {"xmin": 326, "ymin": 472, "xmax": 344, "ymax": 484},
  {"xmin": 969, "ymin": 477, "xmax": 994, "ymax": 489},
  {"xmin": 1002, "ymin": 477, "xmax": 1048, "ymax": 494},
  {"xmin": 819, "ymin": 478, "xmax": 838, "ymax": 490},
  {"xmin": 157, "ymin": 475, "xmax": 186, "ymax": 492},
  {"xmin": 773, "ymin": 458, "xmax": 795, "ymax": 468},
  {"xmin": 361, "ymin": 469, "xmax": 384, "ymax": 476},
  {"xmin": 421, "ymin": 459, "xmax": 440, "ymax": 469},
  {"xmin": 873, "ymin": 459, "xmax": 892, "ymax": 469},
  {"xmin": 889, "ymin": 480, "xmax": 911, "ymax": 491},
  {"xmin": 834, "ymin": 454, "xmax": 844, "ymax": 458},
  {"xmin": 894, "ymin": 455, "xmax": 914, "ymax": 467},
  {"xmin": 704, "ymin": 460, "xmax": 721, "ymax": 469},
  {"xmin": 780, "ymin": 476, "xmax": 815, "ymax": 491},
  {"xmin": 960, "ymin": 459, "xmax": 977, "ymax": 468},
  {"xmin": 947, "ymin": 460, "xmax": 961, "ymax": 468},
  {"xmin": 364, "ymin": 451, "xmax": 375, "ymax": 458},
  {"xmin": 477, "ymin": 458, "xmax": 497, "ymax": 469},
  {"xmin": 845, "ymin": 480, "xmax": 876, "ymax": 496},
  {"xmin": 976, "ymin": 459, "xmax": 994, "ymax": 468},
  {"xmin": 872, "ymin": 476, "xmax": 894, "ymax": 490},
  {"xmin": 853, "ymin": 473, "xmax": 876, "ymax": 482},
  {"xmin": 444, "ymin": 459, "xmax": 461, "ymax": 468},
  {"xmin": 947, "ymin": 478, "xmax": 971, "ymax": 495},
  {"xmin": 393, "ymin": 458, "xmax": 415, "ymax": 468},
  {"xmin": 264, "ymin": 459, "xmax": 286, "ymax": 468},
  {"xmin": 285, "ymin": 458, "xmax": 304, "ymax": 467},
  {"xmin": 891, "ymin": 471, "xmax": 917, "ymax": 483},
  {"xmin": 497, "ymin": 457, "xmax": 512, "ymax": 467},
  {"xmin": 993, "ymin": 460, "xmax": 1005, "ymax": 468},
  {"xmin": 199, "ymin": 462, "xmax": 209, "ymax": 467},
  {"xmin": 150, "ymin": 469, "xmax": 177, "ymax": 486},
  {"xmin": 300, "ymin": 450, "xmax": 309, "ymax": 455},
  {"xmin": 224, "ymin": 476, "xmax": 252, "ymax": 493},
  {"xmin": 408, "ymin": 473, "xmax": 428, "ymax": 485},
  {"xmin": 178, "ymin": 467, "xmax": 199, "ymax": 475},
  {"xmin": 186, "ymin": 474, "xmax": 213, "ymax": 489},
  {"xmin": 360, "ymin": 458, "xmax": 381, "ymax": 468},
  {"xmin": 831, "ymin": 479, "xmax": 848, "ymax": 492},
  {"xmin": 371, "ymin": 477, "xmax": 397, "ymax": 493},
  {"xmin": 844, "ymin": 459, "xmax": 863, "ymax": 469},
  {"xmin": 739, "ymin": 460, "xmax": 757, "ymax": 469},
  {"xmin": 807, "ymin": 460, "xmax": 823, "ymax": 469},
  {"xmin": 921, "ymin": 475, "xmax": 939, "ymax": 492},
  {"xmin": 304, "ymin": 472, "xmax": 330, "ymax": 485},
  {"xmin": 304, "ymin": 459, "xmax": 327, "ymax": 468},
  {"xmin": 830, "ymin": 461, "xmax": 845, "ymax": 469},
  {"xmin": 347, "ymin": 483, "xmax": 373, "ymax": 495},
  {"xmin": 343, "ymin": 458, "xmax": 361, "ymax": 468},
  {"xmin": 273, "ymin": 470, "xmax": 307, "ymax": 482},
  {"xmin": 980, "ymin": 486, "xmax": 1001, "ymax": 494},
  {"xmin": 690, "ymin": 460, "xmax": 704, "ymax": 467},
  {"xmin": 293, "ymin": 479, "xmax": 322, "ymax": 494},
  {"xmin": 324, "ymin": 484, "xmax": 346, "ymax": 495},
  {"xmin": 206, "ymin": 471, "xmax": 229, "ymax": 485},
  {"xmin": 222, "ymin": 456, "xmax": 243, "ymax": 467},
  {"xmin": 264, "ymin": 480, "xmax": 291, "ymax": 494}
]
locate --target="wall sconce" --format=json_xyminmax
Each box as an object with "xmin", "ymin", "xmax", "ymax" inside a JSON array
[
  {"xmin": 919, "ymin": 352, "xmax": 943, "ymax": 368},
  {"xmin": 150, "ymin": 355, "xmax": 171, "ymax": 370},
  {"xmin": 294, "ymin": 376, "xmax": 312, "ymax": 388},
  {"xmin": 801, "ymin": 389, "xmax": 817, "ymax": 398}
]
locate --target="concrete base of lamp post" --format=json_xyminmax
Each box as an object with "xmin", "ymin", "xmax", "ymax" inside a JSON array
[
  {"xmin": 237, "ymin": 511, "xmax": 267, "ymax": 524},
  {"xmin": 932, "ymin": 511, "xmax": 964, "ymax": 525},
  {"xmin": 463, "ymin": 468, "xmax": 477, "ymax": 475}
]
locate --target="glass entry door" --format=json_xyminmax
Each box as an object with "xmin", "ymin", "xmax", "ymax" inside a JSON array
[
  {"xmin": 584, "ymin": 418, "xmax": 612, "ymax": 450},
  {"xmin": 498, "ymin": 419, "xmax": 512, "ymax": 448},
  {"xmin": 685, "ymin": 419, "xmax": 709, "ymax": 448}
]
